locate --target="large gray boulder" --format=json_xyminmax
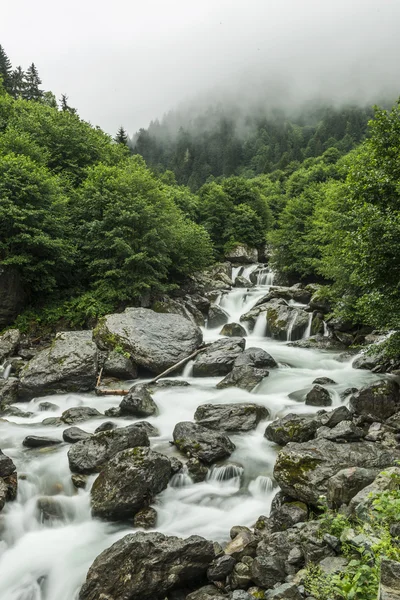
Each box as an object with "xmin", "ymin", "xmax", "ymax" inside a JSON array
[
  {"xmin": 348, "ymin": 467, "xmax": 400, "ymax": 521},
  {"xmin": 217, "ymin": 346, "xmax": 276, "ymax": 391},
  {"xmin": 0, "ymin": 329, "xmax": 21, "ymax": 362},
  {"xmin": 274, "ymin": 438, "xmax": 399, "ymax": 506},
  {"xmin": 194, "ymin": 403, "xmax": 269, "ymax": 432},
  {"xmin": 119, "ymin": 386, "xmax": 157, "ymax": 417},
  {"xmin": 350, "ymin": 380, "xmax": 400, "ymax": 421},
  {"xmin": 94, "ymin": 307, "xmax": 202, "ymax": 374},
  {"xmin": 68, "ymin": 424, "xmax": 149, "ymax": 474},
  {"xmin": 61, "ymin": 406, "xmax": 102, "ymax": 425},
  {"xmin": 225, "ymin": 245, "xmax": 258, "ymax": 264},
  {"xmin": 0, "ymin": 268, "xmax": 26, "ymax": 328},
  {"xmin": 219, "ymin": 322, "xmax": 247, "ymax": 337},
  {"xmin": 305, "ymin": 385, "xmax": 332, "ymax": 407},
  {"xmin": 235, "ymin": 347, "xmax": 278, "ymax": 369},
  {"xmin": 264, "ymin": 300, "xmax": 313, "ymax": 341},
  {"xmin": 91, "ymin": 447, "xmax": 172, "ymax": 520},
  {"xmin": 19, "ymin": 331, "xmax": 98, "ymax": 399},
  {"xmin": 79, "ymin": 532, "xmax": 214, "ymax": 600},
  {"xmin": 103, "ymin": 350, "xmax": 138, "ymax": 380},
  {"xmin": 379, "ymin": 558, "xmax": 400, "ymax": 600},
  {"xmin": 207, "ymin": 305, "xmax": 230, "ymax": 329},
  {"xmin": 173, "ymin": 421, "xmax": 235, "ymax": 464},
  {"xmin": 193, "ymin": 338, "xmax": 245, "ymax": 377},
  {"xmin": 0, "ymin": 377, "xmax": 19, "ymax": 408},
  {"xmin": 265, "ymin": 413, "xmax": 320, "ymax": 446}
]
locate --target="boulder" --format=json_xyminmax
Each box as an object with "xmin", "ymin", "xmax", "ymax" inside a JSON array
[
  {"xmin": 194, "ymin": 403, "xmax": 269, "ymax": 432},
  {"xmin": 0, "ymin": 450, "xmax": 16, "ymax": 478},
  {"xmin": 225, "ymin": 529, "xmax": 258, "ymax": 560},
  {"xmin": 207, "ymin": 555, "xmax": 236, "ymax": 581},
  {"xmin": 349, "ymin": 467, "xmax": 400, "ymax": 521},
  {"xmin": 173, "ymin": 421, "xmax": 235, "ymax": 464},
  {"xmin": 274, "ymin": 438, "xmax": 399, "ymax": 506},
  {"xmin": 61, "ymin": 406, "xmax": 102, "ymax": 425},
  {"xmin": 68, "ymin": 424, "xmax": 149, "ymax": 474},
  {"xmin": 288, "ymin": 335, "xmax": 347, "ymax": 351},
  {"xmin": 22, "ymin": 436, "xmax": 62, "ymax": 448},
  {"xmin": 39, "ymin": 401, "xmax": 59, "ymax": 411},
  {"xmin": 193, "ymin": 338, "xmax": 245, "ymax": 377},
  {"xmin": 94, "ymin": 421, "xmax": 116, "ymax": 433},
  {"xmin": 250, "ymin": 555, "xmax": 286, "ymax": 589},
  {"xmin": 264, "ymin": 299, "xmax": 313, "ymax": 341},
  {"xmin": 350, "ymin": 380, "xmax": 400, "ymax": 421},
  {"xmin": 207, "ymin": 305, "xmax": 230, "ymax": 329},
  {"xmin": 265, "ymin": 413, "xmax": 320, "ymax": 446},
  {"xmin": 379, "ymin": 558, "xmax": 400, "ymax": 600},
  {"xmin": 225, "ymin": 245, "xmax": 258, "ymax": 264},
  {"xmin": 265, "ymin": 583, "xmax": 302, "ymax": 600},
  {"xmin": 234, "ymin": 275, "xmax": 253, "ymax": 288},
  {"xmin": 19, "ymin": 331, "xmax": 98, "ymax": 399},
  {"xmin": 326, "ymin": 467, "xmax": 379, "ymax": 507},
  {"xmin": 219, "ymin": 323, "xmax": 247, "ymax": 337},
  {"xmin": 187, "ymin": 585, "xmax": 225, "ymax": 599},
  {"xmin": 312, "ymin": 377, "xmax": 336, "ymax": 385},
  {"xmin": 133, "ymin": 506, "xmax": 157, "ymax": 529},
  {"xmin": 0, "ymin": 329, "xmax": 21, "ymax": 362},
  {"xmin": 119, "ymin": 386, "xmax": 158, "ymax": 417},
  {"xmin": 305, "ymin": 385, "xmax": 332, "ymax": 407},
  {"xmin": 94, "ymin": 307, "xmax": 203, "ymax": 374},
  {"xmin": 216, "ymin": 365, "xmax": 268, "ymax": 392},
  {"xmin": 79, "ymin": 532, "xmax": 214, "ymax": 600},
  {"xmin": 0, "ymin": 377, "xmax": 19, "ymax": 407},
  {"xmin": 0, "ymin": 267, "xmax": 26, "ymax": 328},
  {"xmin": 63, "ymin": 427, "xmax": 91, "ymax": 444},
  {"xmin": 187, "ymin": 458, "xmax": 209, "ymax": 482},
  {"xmin": 103, "ymin": 350, "xmax": 138, "ymax": 380},
  {"xmin": 91, "ymin": 447, "xmax": 171, "ymax": 520},
  {"xmin": 316, "ymin": 421, "xmax": 364, "ymax": 443},
  {"xmin": 235, "ymin": 347, "xmax": 278, "ymax": 369}
]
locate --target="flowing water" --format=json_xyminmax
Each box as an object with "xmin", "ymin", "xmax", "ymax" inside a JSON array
[{"xmin": 0, "ymin": 266, "xmax": 383, "ymax": 600}]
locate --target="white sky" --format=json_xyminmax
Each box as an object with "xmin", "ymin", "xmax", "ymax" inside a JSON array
[{"xmin": 2, "ymin": 0, "xmax": 400, "ymax": 135}]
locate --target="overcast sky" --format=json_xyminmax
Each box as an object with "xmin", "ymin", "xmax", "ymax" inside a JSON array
[{"xmin": 2, "ymin": 0, "xmax": 400, "ymax": 135}]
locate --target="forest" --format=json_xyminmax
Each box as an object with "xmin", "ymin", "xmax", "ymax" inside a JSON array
[{"xmin": 0, "ymin": 43, "xmax": 399, "ymax": 356}]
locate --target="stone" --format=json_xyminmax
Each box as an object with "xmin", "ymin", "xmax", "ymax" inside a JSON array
[
  {"xmin": 312, "ymin": 377, "xmax": 336, "ymax": 385},
  {"xmin": 265, "ymin": 413, "xmax": 320, "ymax": 446},
  {"xmin": 78, "ymin": 532, "xmax": 214, "ymax": 600},
  {"xmin": 316, "ymin": 421, "xmax": 365, "ymax": 443},
  {"xmin": 235, "ymin": 347, "xmax": 278, "ymax": 369},
  {"xmin": 269, "ymin": 500, "xmax": 308, "ymax": 532},
  {"xmin": 349, "ymin": 467, "xmax": 400, "ymax": 521},
  {"xmin": 186, "ymin": 586, "xmax": 225, "ymax": 600},
  {"xmin": 0, "ymin": 329, "xmax": 21, "ymax": 362},
  {"xmin": 194, "ymin": 403, "xmax": 269, "ymax": 432},
  {"xmin": 274, "ymin": 438, "xmax": 400, "ymax": 506},
  {"xmin": 19, "ymin": 331, "xmax": 98, "ymax": 399},
  {"xmin": 61, "ymin": 406, "xmax": 102, "ymax": 425},
  {"xmin": 94, "ymin": 421, "xmax": 116, "ymax": 433},
  {"xmin": 326, "ymin": 467, "xmax": 379, "ymax": 507},
  {"xmin": 234, "ymin": 275, "xmax": 253, "ymax": 288},
  {"xmin": 68, "ymin": 424, "xmax": 149, "ymax": 474},
  {"xmin": 228, "ymin": 556, "xmax": 253, "ymax": 589},
  {"xmin": 379, "ymin": 558, "xmax": 400, "ymax": 600},
  {"xmin": 173, "ymin": 421, "xmax": 235, "ymax": 464},
  {"xmin": 37, "ymin": 496, "xmax": 69, "ymax": 522},
  {"xmin": 219, "ymin": 322, "xmax": 247, "ymax": 337},
  {"xmin": 0, "ymin": 267, "xmax": 26, "ymax": 328},
  {"xmin": 265, "ymin": 583, "xmax": 302, "ymax": 600},
  {"xmin": 119, "ymin": 386, "xmax": 158, "ymax": 417},
  {"xmin": 187, "ymin": 458, "xmax": 209, "ymax": 482},
  {"xmin": 193, "ymin": 338, "xmax": 245, "ymax": 377},
  {"xmin": 225, "ymin": 530, "xmax": 258, "ymax": 561},
  {"xmin": 103, "ymin": 350, "xmax": 138, "ymax": 380},
  {"xmin": 71, "ymin": 474, "xmax": 87, "ymax": 489},
  {"xmin": 207, "ymin": 305, "xmax": 230, "ymax": 329},
  {"xmin": 94, "ymin": 307, "xmax": 203, "ymax": 375},
  {"xmin": 133, "ymin": 506, "xmax": 157, "ymax": 529},
  {"xmin": 91, "ymin": 447, "xmax": 171, "ymax": 520},
  {"xmin": 38, "ymin": 401, "xmax": 59, "ymax": 411},
  {"xmin": 132, "ymin": 421, "xmax": 160, "ymax": 437},
  {"xmin": 305, "ymin": 385, "xmax": 332, "ymax": 407},
  {"xmin": 318, "ymin": 406, "xmax": 352, "ymax": 428},
  {"xmin": 264, "ymin": 299, "xmax": 312, "ymax": 342},
  {"xmin": 0, "ymin": 377, "xmax": 19, "ymax": 407},
  {"xmin": 216, "ymin": 365, "xmax": 269, "ymax": 392},
  {"xmin": 22, "ymin": 436, "xmax": 62, "ymax": 448},
  {"xmin": 251, "ymin": 555, "xmax": 286, "ymax": 588},
  {"xmin": 350, "ymin": 380, "xmax": 400, "ymax": 421},
  {"xmin": 225, "ymin": 244, "xmax": 258, "ymax": 264},
  {"xmin": 207, "ymin": 555, "xmax": 236, "ymax": 581},
  {"xmin": 63, "ymin": 427, "xmax": 91, "ymax": 444}
]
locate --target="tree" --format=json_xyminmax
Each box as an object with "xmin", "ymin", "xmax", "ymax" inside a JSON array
[
  {"xmin": 11, "ymin": 66, "xmax": 25, "ymax": 98},
  {"xmin": 115, "ymin": 126, "xmax": 128, "ymax": 145},
  {"xmin": 0, "ymin": 45, "xmax": 13, "ymax": 94},
  {"xmin": 60, "ymin": 94, "xmax": 76, "ymax": 114},
  {"xmin": 23, "ymin": 63, "xmax": 43, "ymax": 101}
]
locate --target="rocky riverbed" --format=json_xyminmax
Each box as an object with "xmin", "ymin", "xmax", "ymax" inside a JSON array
[{"xmin": 0, "ymin": 259, "xmax": 399, "ymax": 600}]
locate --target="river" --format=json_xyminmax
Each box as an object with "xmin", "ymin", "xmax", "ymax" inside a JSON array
[{"xmin": 0, "ymin": 267, "xmax": 381, "ymax": 600}]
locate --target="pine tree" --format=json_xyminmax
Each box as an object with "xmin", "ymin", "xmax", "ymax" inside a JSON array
[
  {"xmin": 11, "ymin": 66, "xmax": 26, "ymax": 98},
  {"xmin": 23, "ymin": 63, "xmax": 43, "ymax": 101},
  {"xmin": 60, "ymin": 93, "xmax": 77, "ymax": 114},
  {"xmin": 115, "ymin": 126, "xmax": 128, "ymax": 145},
  {"xmin": 0, "ymin": 45, "xmax": 13, "ymax": 94}
]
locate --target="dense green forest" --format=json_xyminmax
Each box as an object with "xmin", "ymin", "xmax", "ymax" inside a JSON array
[{"xmin": 0, "ymin": 43, "xmax": 399, "ymax": 356}]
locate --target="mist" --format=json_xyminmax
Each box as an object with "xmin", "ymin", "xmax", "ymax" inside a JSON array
[{"xmin": 2, "ymin": 0, "xmax": 400, "ymax": 135}]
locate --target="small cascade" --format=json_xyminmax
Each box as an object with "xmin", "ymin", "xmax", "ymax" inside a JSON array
[
  {"xmin": 286, "ymin": 311, "xmax": 298, "ymax": 342},
  {"xmin": 249, "ymin": 475, "xmax": 274, "ymax": 497},
  {"xmin": 182, "ymin": 360, "xmax": 194, "ymax": 378},
  {"xmin": 206, "ymin": 463, "xmax": 244, "ymax": 484},
  {"xmin": 0, "ymin": 360, "xmax": 11, "ymax": 380},
  {"xmin": 253, "ymin": 312, "xmax": 267, "ymax": 337},
  {"xmin": 170, "ymin": 468, "xmax": 193, "ymax": 488},
  {"xmin": 256, "ymin": 267, "xmax": 271, "ymax": 286},
  {"xmin": 241, "ymin": 264, "xmax": 259, "ymax": 281},
  {"xmin": 303, "ymin": 313, "xmax": 313, "ymax": 339},
  {"xmin": 266, "ymin": 271, "xmax": 275, "ymax": 286},
  {"xmin": 231, "ymin": 266, "xmax": 243, "ymax": 281},
  {"xmin": 323, "ymin": 321, "xmax": 329, "ymax": 337}
]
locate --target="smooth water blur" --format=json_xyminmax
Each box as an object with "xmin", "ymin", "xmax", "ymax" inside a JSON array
[{"xmin": 0, "ymin": 267, "xmax": 383, "ymax": 600}]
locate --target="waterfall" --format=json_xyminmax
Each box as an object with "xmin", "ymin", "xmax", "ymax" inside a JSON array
[
  {"xmin": 286, "ymin": 311, "xmax": 298, "ymax": 341},
  {"xmin": 170, "ymin": 469, "xmax": 193, "ymax": 488},
  {"xmin": 253, "ymin": 312, "xmax": 267, "ymax": 337},
  {"xmin": 249, "ymin": 475, "xmax": 274, "ymax": 497},
  {"xmin": 182, "ymin": 360, "xmax": 194, "ymax": 378},
  {"xmin": 303, "ymin": 313, "xmax": 313, "ymax": 339},
  {"xmin": 266, "ymin": 271, "xmax": 275, "ymax": 286},
  {"xmin": 0, "ymin": 360, "xmax": 11, "ymax": 380},
  {"xmin": 323, "ymin": 321, "xmax": 329, "ymax": 337}
]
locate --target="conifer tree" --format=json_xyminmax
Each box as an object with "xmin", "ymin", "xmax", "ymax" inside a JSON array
[
  {"xmin": 115, "ymin": 126, "xmax": 128, "ymax": 145},
  {"xmin": 60, "ymin": 93, "xmax": 77, "ymax": 114},
  {"xmin": 0, "ymin": 45, "xmax": 13, "ymax": 94},
  {"xmin": 23, "ymin": 63, "xmax": 43, "ymax": 101},
  {"xmin": 11, "ymin": 66, "xmax": 26, "ymax": 98}
]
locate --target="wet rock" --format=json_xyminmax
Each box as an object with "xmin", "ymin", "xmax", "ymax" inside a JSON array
[
  {"xmin": 352, "ymin": 353, "xmax": 383, "ymax": 371},
  {"xmin": 265, "ymin": 413, "xmax": 320, "ymax": 446},
  {"xmin": 91, "ymin": 447, "xmax": 171, "ymax": 520},
  {"xmin": 133, "ymin": 506, "xmax": 157, "ymax": 529},
  {"xmin": 61, "ymin": 406, "xmax": 102, "ymax": 425},
  {"xmin": 225, "ymin": 245, "xmax": 258, "ymax": 264},
  {"xmin": 22, "ymin": 436, "xmax": 62, "ymax": 448},
  {"xmin": 2, "ymin": 405, "xmax": 33, "ymax": 418},
  {"xmin": 216, "ymin": 365, "xmax": 269, "ymax": 392},
  {"xmin": 103, "ymin": 350, "xmax": 138, "ymax": 380},
  {"xmin": 187, "ymin": 458, "xmax": 209, "ymax": 482},
  {"xmin": 0, "ymin": 479, "xmax": 9, "ymax": 511},
  {"xmin": 190, "ymin": 263, "xmax": 233, "ymax": 293},
  {"xmin": 63, "ymin": 427, "xmax": 91, "ymax": 444},
  {"xmin": 326, "ymin": 467, "xmax": 379, "ymax": 507},
  {"xmin": 132, "ymin": 421, "xmax": 160, "ymax": 437},
  {"xmin": 225, "ymin": 529, "xmax": 258, "ymax": 560},
  {"xmin": 316, "ymin": 421, "xmax": 365, "ymax": 443},
  {"xmin": 0, "ymin": 377, "xmax": 19, "ymax": 407},
  {"xmin": 274, "ymin": 438, "xmax": 399, "ymax": 506},
  {"xmin": 151, "ymin": 379, "xmax": 191, "ymax": 390},
  {"xmin": 37, "ymin": 496, "xmax": 68, "ymax": 522},
  {"xmin": 312, "ymin": 377, "xmax": 336, "ymax": 385},
  {"xmin": 251, "ymin": 555, "xmax": 286, "ymax": 588},
  {"xmin": 38, "ymin": 401, "xmax": 59, "ymax": 412},
  {"xmin": 94, "ymin": 421, "xmax": 116, "ymax": 433},
  {"xmin": 228, "ymin": 556, "xmax": 253, "ymax": 589},
  {"xmin": 193, "ymin": 338, "xmax": 245, "ymax": 377},
  {"xmin": 305, "ymin": 385, "xmax": 332, "ymax": 407},
  {"xmin": 264, "ymin": 299, "xmax": 312, "ymax": 342},
  {"xmin": 186, "ymin": 585, "xmax": 225, "ymax": 599},
  {"xmin": 318, "ymin": 406, "xmax": 352, "ymax": 428},
  {"xmin": 235, "ymin": 347, "xmax": 278, "ymax": 369},
  {"xmin": 119, "ymin": 386, "xmax": 158, "ymax": 417},
  {"xmin": 42, "ymin": 417, "xmax": 63, "ymax": 426},
  {"xmin": 350, "ymin": 380, "xmax": 400, "ymax": 421},
  {"xmin": 288, "ymin": 335, "xmax": 346, "ymax": 351},
  {"xmin": 79, "ymin": 531, "xmax": 214, "ymax": 600},
  {"xmin": 349, "ymin": 467, "xmax": 400, "ymax": 521},
  {"xmin": 194, "ymin": 403, "xmax": 269, "ymax": 432},
  {"xmin": 0, "ymin": 450, "xmax": 16, "ymax": 477},
  {"xmin": 229, "ymin": 592, "xmax": 254, "ymax": 600},
  {"xmin": 173, "ymin": 421, "xmax": 235, "ymax": 464},
  {"xmin": 219, "ymin": 322, "xmax": 247, "ymax": 337},
  {"xmin": 19, "ymin": 331, "xmax": 98, "ymax": 399},
  {"xmin": 265, "ymin": 583, "xmax": 302, "ymax": 600},
  {"xmin": 234, "ymin": 276, "xmax": 253, "ymax": 288},
  {"xmin": 207, "ymin": 305, "xmax": 230, "ymax": 329},
  {"xmin": 380, "ymin": 558, "xmax": 400, "ymax": 600},
  {"xmin": 269, "ymin": 500, "xmax": 308, "ymax": 532},
  {"xmin": 94, "ymin": 307, "xmax": 203, "ymax": 375},
  {"xmin": 68, "ymin": 424, "xmax": 149, "ymax": 474},
  {"xmin": 0, "ymin": 328, "xmax": 21, "ymax": 362},
  {"xmin": 71, "ymin": 474, "xmax": 87, "ymax": 489},
  {"xmin": 207, "ymin": 555, "xmax": 236, "ymax": 581}
]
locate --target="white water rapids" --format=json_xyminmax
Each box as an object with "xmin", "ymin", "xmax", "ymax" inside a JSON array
[{"xmin": 0, "ymin": 268, "xmax": 383, "ymax": 600}]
